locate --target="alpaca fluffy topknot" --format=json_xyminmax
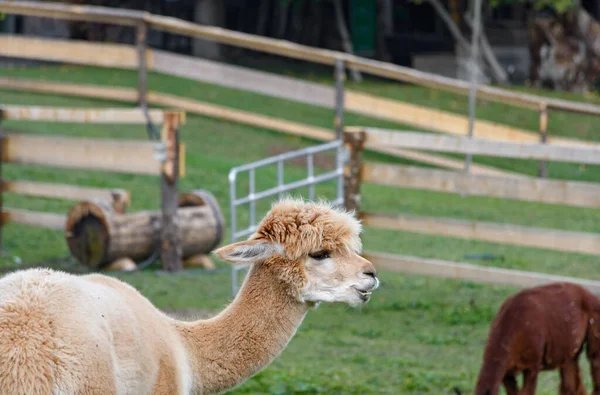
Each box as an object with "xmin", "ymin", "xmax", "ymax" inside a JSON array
[{"xmin": 250, "ymin": 197, "xmax": 363, "ymax": 260}]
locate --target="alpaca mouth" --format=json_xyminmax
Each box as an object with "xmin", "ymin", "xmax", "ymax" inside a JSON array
[{"xmin": 356, "ymin": 289, "xmax": 372, "ymax": 301}]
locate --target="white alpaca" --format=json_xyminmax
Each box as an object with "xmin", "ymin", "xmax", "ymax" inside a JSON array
[{"xmin": 0, "ymin": 198, "xmax": 379, "ymax": 394}]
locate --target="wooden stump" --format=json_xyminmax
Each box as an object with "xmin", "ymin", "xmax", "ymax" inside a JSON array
[
  {"xmin": 184, "ymin": 254, "xmax": 215, "ymax": 270},
  {"xmin": 65, "ymin": 190, "xmax": 224, "ymax": 271},
  {"xmin": 105, "ymin": 257, "xmax": 137, "ymax": 272}
]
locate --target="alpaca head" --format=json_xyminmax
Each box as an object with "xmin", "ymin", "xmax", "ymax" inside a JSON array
[{"xmin": 216, "ymin": 198, "xmax": 379, "ymax": 307}]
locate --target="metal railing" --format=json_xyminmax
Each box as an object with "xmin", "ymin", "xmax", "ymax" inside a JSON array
[{"xmin": 228, "ymin": 139, "xmax": 345, "ymax": 296}]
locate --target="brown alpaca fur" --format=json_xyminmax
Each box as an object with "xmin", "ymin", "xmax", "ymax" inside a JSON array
[
  {"xmin": 0, "ymin": 198, "xmax": 378, "ymax": 394},
  {"xmin": 475, "ymin": 282, "xmax": 600, "ymax": 395}
]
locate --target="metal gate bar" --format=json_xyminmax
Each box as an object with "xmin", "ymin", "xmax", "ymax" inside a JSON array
[{"xmin": 228, "ymin": 139, "xmax": 345, "ymax": 296}]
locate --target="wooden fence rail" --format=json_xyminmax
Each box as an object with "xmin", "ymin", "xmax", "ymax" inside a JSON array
[
  {"xmin": 364, "ymin": 251, "xmax": 600, "ymax": 294},
  {"xmin": 3, "ymin": 0, "xmax": 600, "ymax": 116},
  {"xmin": 343, "ymin": 128, "xmax": 600, "ymax": 270},
  {"xmin": 1, "ymin": 105, "xmax": 166, "ymax": 124},
  {"xmin": 0, "ymin": 77, "xmax": 521, "ymax": 178},
  {"xmin": 362, "ymin": 163, "xmax": 600, "ymax": 208},
  {"xmin": 2, "ymin": 134, "xmax": 162, "ymax": 175},
  {"xmin": 0, "ymin": 36, "xmax": 557, "ymax": 147},
  {"xmin": 151, "ymin": 49, "xmax": 555, "ymax": 145},
  {"xmin": 362, "ymin": 212, "xmax": 600, "ymax": 256},
  {"xmin": 0, "ymin": 105, "xmax": 187, "ymax": 271},
  {"xmin": 2, "ymin": 180, "xmax": 130, "ymax": 206},
  {"xmin": 363, "ymin": 128, "xmax": 600, "ymax": 165},
  {"xmin": 2, "ymin": 208, "xmax": 66, "ymax": 230},
  {"xmin": 0, "ymin": 35, "xmax": 143, "ymax": 70}
]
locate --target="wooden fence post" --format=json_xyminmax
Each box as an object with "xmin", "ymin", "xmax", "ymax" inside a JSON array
[
  {"xmin": 537, "ymin": 102, "xmax": 548, "ymax": 178},
  {"xmin": 334, "ymin": 58, "xmax": 345, "ymax": 140},
  {"xmin": 343, "ymin": 128, "xmax": 366, "ymax": 214},
  {"xmin": 160, "ymin": 111, "xmax": 182, "ymax": 272},
  {"xmin": 136, "ymin": 20, "xmax": 148, "ymax": 108}
]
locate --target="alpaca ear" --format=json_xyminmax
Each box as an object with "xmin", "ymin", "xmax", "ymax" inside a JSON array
[{"xmin": 214, "ymin": 239, "xmax": 283, "ymax": 265}]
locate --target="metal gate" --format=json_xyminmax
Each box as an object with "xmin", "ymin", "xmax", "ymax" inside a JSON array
[{"xmin": 227, "ymin": 140, "xmax": 345, "ymax": 296}]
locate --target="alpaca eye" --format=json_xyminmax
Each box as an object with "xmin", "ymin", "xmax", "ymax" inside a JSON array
[{"xmin": 309, "ymin": 251, "xmax": 330, "ymax": 261}]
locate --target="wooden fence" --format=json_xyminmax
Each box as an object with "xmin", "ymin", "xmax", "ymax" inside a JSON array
[
  {"xmin": 0, "ymin": 77, "xmax": 522, "ymax": 178},
  {"xmin": 0, "ymin": 105, "xmax": 187, "ymax": 271},
  {"xmin": 343, "ymin": 127, "xmax": 600, "ymax": 292},
  {"xmin": 2, "ymin": 1, "xmax": 600, "ymax": 284},
  {"xmin": 1, "ymin": 0, "xmax": 600, "ymax": 116},
  {"xmin": 1, "ymin": 0, "xmax": 600, "ymax": 180}
]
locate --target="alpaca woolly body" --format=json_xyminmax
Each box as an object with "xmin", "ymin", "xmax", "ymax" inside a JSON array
[
  {"xmin": 0, "ymin": 269, "xmax": 192, "ymax": 394},
  {"xmin": 0, "ymin": 198, "xmax": 379, "ymax": 394}
]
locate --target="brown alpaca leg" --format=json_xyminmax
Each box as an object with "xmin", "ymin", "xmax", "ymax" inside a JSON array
[
  {"xmin": 589, "ymin": 351, "xmax": 600, "ymax": 395},
  {"xmin": 521, "ymin": 369, "xmax": 539, "ymax": 395},
  {"xmin": 560, "ymin": 360, "xmax": 587, "ymax": 395},
  {"xmin": 587, "ymin": 318, "xmax": 600, "ymax": 395},
  {"xmin": 502, "ymin": 374, "xmax": 519, "ymax": 395}
]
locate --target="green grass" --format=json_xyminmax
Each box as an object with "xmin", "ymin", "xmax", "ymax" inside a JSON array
[{"xmin": 0, "ymin": 63, "xmax": 599, "ymax": 393}]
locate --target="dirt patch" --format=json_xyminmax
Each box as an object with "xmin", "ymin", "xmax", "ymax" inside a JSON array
[{"xmin": 267, "ymin": 144, "xmax": 336, "ymax": 171}]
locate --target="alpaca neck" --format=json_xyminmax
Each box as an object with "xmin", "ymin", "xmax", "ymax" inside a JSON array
[
  {"xmin": 176, "ymin": 263, "xmax": 309, "ymax": 393},
  {"xmin": 475, "ymin": 348, "xmax": 509, "ymax": 394}
]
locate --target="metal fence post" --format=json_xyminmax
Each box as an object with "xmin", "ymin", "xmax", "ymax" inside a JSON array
[
  {"xmin": 334, "ymin": 58, "xmax": 345, "ymax": 141},
  {"xmin": 343, "ymin": 129, "xmax": 365, "ymax": 214},
  {"xmin": 136, "ymin": 20, "xmax": 148, "ymax": 108},
  {"xmin": 160, "ymin": 112, "xmax": 182, "ymax": 271},
  {"xmin": 537, "ymin": 102, "xmax": 549, "ymax": 178},
  {"xmin": 464, "ymin": 0, "xmax": 483, "ymax": 173}
]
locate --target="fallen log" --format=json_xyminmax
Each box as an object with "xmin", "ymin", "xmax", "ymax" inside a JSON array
[{"xmin": 64, "ymin": 189, "xmax": 224, "ymax": 270}]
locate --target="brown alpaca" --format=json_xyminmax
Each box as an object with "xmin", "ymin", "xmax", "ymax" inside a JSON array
[
  {"xmin": 0, "ymin": 198, "xmax": 379, "ymax": 394},
  {"xmin": 475, "ymin": 282, "xmax": 600, "ymax": 395}
]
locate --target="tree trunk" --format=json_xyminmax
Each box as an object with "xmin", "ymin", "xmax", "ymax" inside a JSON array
[
  {"xmin": 277, "ymin": 0, "xmax": 291, "ymax": 38},
  {"xmin": 425, "ymin": 0, "xmax": 508, "ymax": 84},
  {"xmin": 332, "ymin": 0, "xmax": 362, "ymax": 82},
  {"xmin": 192, "ymin": 0, "xmax": 224, "ymax": 60},
  {"xmin": 375, "ymin": 0, "xmax": 392, "ymax": 62},
  {"xmin": 464, "ymin": 12, "xmax": 509, "ymax": 84},
  {"xmin": 65, "ymin": 190, "xmax": 224, "ymax": 270},
  {"xmin": 255, "ymin": 0, "xmax": 270, "ymax": 36},
  {"xmin": 530, "ymin": 9, "xmax": 600, "ymax": 93},
  {"xmin": 571, "ymin": 7, "xmax": 600, "ymax": 57}
]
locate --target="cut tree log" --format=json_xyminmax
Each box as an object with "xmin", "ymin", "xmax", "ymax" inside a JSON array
[{"xmin": 64, "ymin": 189, "xmax": 225, "ymax": 270}]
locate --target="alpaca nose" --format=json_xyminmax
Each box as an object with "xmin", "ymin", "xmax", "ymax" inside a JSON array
[{"xmin": 362, "ymin": 270, "xmax": 376, "ymax": 278}]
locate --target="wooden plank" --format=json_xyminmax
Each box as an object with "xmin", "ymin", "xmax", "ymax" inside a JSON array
[
  {"xmin": 0, "ymin": 35, "xmax": 150, "ymax": 70},
  {"xmin": 2, "ymin": 208, "xmax": 66, "ymax": 230},
  {"xmin": 0, "ymin": 78, "xmax": 138, "ymax": 103},
  {"xmin": 148, "ymin": 92, "xmax": 333, "ymax": 141},
  {"xmin": 371, "ymin": 147, "xmax": 523, "ymax": 178},
  {"xmin": 363, "ymin": 251, "xmax": 600, "ymax": 294},
  {"xmin": 345, "ymin": 55, "xmax": 600, "ymax": 117},
  {"xmin": 1, "ymin": 105, "xmax": 165, "ymax": 124},
  {"xmin": 362, "ymin": 212, "xmax": 600, "ymax": 255},
  {"xmin": 364, "ymin": 129, "xmax": 600, "ymax": 165},
  {"xmin": 145, "ymin": 13, "xmax": 600, "ymax": 115},
  {"xmin": 0, "ymin": 77, "xmax": 518, "ymax": 177},
  {"xmin": 4, "ymin": 1, "xmax": 600, "ymax": 117},
  {"xmin": 151, "ymin": 52, "xmax": 558, "ymax": 146},
  {"xmin": 345, "ymin": 91, "xmax": 541, "ymax": 142},
  {"xmin": 363, "ymin": 163, "xmax": 600, "ymax": 208},
  {"xmin": 152, "ymin": 50, "xmax": 335, "ymax": 108},
  {"xmin": 0, "ymin": 0, "xmax": 143, "ymax": 25},
  {"xmin": 2, "ymin": 180, "xmax": 130, "ymax": 203},
  {"xmin": 146, "ymin": 14, "xmax": 339, "ymax": 66},
  {"xmin": 2, "ymin": 134, "xmax": 161, "ymax": 175},
  {"xmin": 148, "ymin": 92, "xmax": 519, "ymax": 177}
]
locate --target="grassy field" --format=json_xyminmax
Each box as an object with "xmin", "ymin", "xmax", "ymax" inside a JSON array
[{"xmin": 1, "ymin": 63, "xmax": 599, "ymax": 394}]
